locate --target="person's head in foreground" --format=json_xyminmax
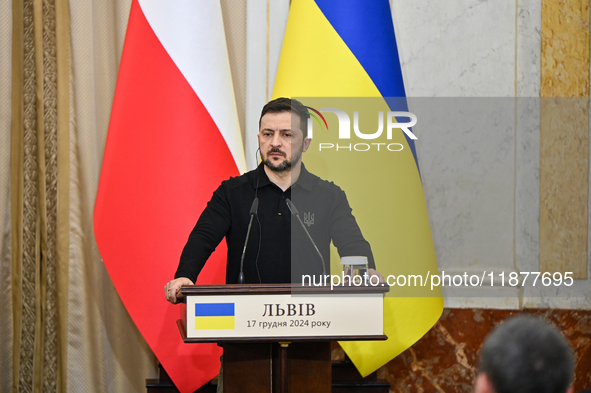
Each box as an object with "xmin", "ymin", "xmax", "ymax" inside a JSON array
[{"xmin": 474, "ymin": 315, "xmax": 575, "ymax": 393}]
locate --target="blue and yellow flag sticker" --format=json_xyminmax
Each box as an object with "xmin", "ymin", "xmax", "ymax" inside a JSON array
[{"xmin": 194, "ymin": 303, "xmax": 235, "ymax": 330}]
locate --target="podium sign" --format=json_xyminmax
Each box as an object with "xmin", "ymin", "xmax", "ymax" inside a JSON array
[
  {"xmin": 179, "ymin": 284, "xmax": 387, "ymax": 342},
  {"xmin": 177, "ymin": 284, "xmax": 387, "ymax": 393}
]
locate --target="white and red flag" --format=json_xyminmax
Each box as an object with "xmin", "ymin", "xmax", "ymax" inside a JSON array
[{"xmin": 94, "ymin": 1, "xmax": 246, "ymax": 391}]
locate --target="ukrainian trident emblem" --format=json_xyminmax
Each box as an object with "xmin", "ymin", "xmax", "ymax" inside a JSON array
[{"xmin": 304, "ymin": 212, "xmax": 314, "ymax": 227}]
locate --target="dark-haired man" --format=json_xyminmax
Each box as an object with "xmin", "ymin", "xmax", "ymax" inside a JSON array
[
  {"xmin": 474, "ymin": 315, "xmax": 575, "ymax": 393},
  {"xmin": 164, "ymin": 98, "xmax": 381, "ymax": 303}
]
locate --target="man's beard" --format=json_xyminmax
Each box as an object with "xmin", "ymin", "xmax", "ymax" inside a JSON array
[{"xmin": 263, "ymin": 147, "xmax": 303, "ymax": 172}]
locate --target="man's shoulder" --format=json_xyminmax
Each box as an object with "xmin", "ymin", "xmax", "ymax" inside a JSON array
[
  {"xmin": 302, "ymin": 168, "xmax": 344, "ymax": 196},
  {"xmin": 219, "ymin": 168, "xmax": 257, "ymax": 191}
]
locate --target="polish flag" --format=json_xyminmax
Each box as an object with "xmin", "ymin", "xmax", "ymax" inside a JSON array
[{"xmin": 93, "ymin": 1, "xmax": 246, "ymax": 391}]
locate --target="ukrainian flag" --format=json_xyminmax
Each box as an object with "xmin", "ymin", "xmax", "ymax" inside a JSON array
[
  {"xmin": 273, "ymin": 0, "xmax": 443, "ymax": 377},
  {"xmin": 194, "ymin": 303, "xmax": 235, "ymax": 330}
]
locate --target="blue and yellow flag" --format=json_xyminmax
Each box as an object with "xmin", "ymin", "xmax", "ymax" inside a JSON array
[
  {"xmin": 273, "ymin": 0, "xmax": 443, "ymax": 376},
  {"xmin": 195, "ymin": 303, "xmax": 235, "ymax": 330}
]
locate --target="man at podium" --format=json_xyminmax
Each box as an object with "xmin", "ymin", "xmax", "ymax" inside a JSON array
[{"xmin": 165, "ymin": 98, "xmax": 382, "ymax": 304}]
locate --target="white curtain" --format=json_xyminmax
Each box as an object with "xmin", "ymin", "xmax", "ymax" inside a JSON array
[{"xmin": 67, "ymin": 1, "xmax": 158, "ymax": 391}]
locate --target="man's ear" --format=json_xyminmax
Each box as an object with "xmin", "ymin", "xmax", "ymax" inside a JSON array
[
  {"xmin": 474, "ymin": 373, "xmax": 496, "ymax": 393},
  {"xmin": 302, "ymin": 137, "xmax": 312, "ymax": 153}
]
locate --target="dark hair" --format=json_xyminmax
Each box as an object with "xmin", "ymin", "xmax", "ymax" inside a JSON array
[
  {"xmin": 478, "ymin": 315, "xmax": 574, "ymax": 393},
  {"xmin": 258, "ymin": 97, "xmax": 310, "ymax": 138}
]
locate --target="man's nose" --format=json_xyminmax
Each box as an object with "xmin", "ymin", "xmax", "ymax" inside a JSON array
[{"xmin": 270, "ymin": 133, "xmax": 282, "ymax": 147}]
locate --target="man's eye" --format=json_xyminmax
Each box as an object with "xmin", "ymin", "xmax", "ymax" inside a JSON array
[{"xmin": 284, "ymin": 133, "xmax": 291, "ymax": 138}]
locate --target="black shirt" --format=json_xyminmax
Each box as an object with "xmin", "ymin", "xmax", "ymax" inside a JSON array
[{"xmin": 176, "ymin": 163, "xmax": 375, "ymax": 284}]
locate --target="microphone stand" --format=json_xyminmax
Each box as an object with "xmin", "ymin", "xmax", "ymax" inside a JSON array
[
  {"xmin": 238, "ymin": 198, "xmax": 259, "ymax": 284},
  {"xmin": 285, "ymin": 198, "xmax": 327, "ymax": 277}
]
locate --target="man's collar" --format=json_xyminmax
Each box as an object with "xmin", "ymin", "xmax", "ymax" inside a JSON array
[
  {"xmin": 254, "ymin": 162, "xmax": 315, "ymax": 191},
  {"xmin": 254, "ymin": 163, "xmax": 273, "ymax": 189},
  {"xmin": 295, "ymin": 163, "xmax": 315, "ymax": 191}
]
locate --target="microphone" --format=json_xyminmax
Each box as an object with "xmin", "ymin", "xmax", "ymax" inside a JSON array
[
  {"xmin": 238, "ymin": 198, "xmax": 259, "ymax": 284},
  {"xmin": 285, "ymin": 198, "xmax": 327, "ymax": 277}
]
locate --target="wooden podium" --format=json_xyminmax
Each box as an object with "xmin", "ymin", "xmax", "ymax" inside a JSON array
[{"xmin": 178, "ymin": 284, "xmax": 387, "ymax": 393}]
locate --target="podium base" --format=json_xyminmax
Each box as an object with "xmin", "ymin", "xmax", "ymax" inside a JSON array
[
  {"xmin": 146, "ymin": 352, "xmax": 391, "ymax": 393},
  {"xmin": 223, "ymin": 341, "xmax": 331, "ymax": 393}
]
